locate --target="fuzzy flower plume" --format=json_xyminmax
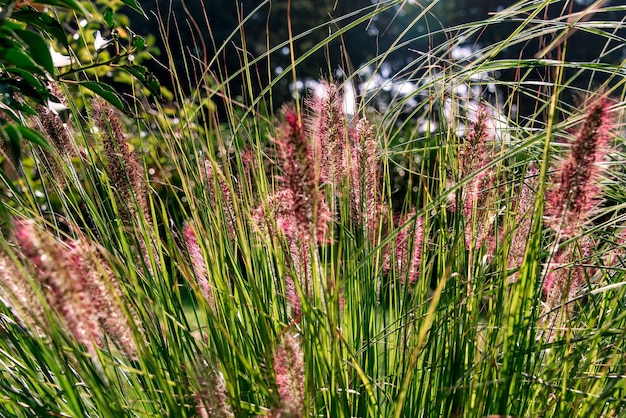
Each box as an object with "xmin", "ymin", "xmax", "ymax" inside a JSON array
[
  {"xmin": 203, "ymin": 160, "xmax": 236, "ymax": 240},
  {"xmin": 36, "ymin": 105, "xmax": 75, "ymax": 157},
  {"xmin": 182, "ymin": 222, "xmax": 214, "ymax": 309},
  {"xmin": 283, "ymin": 275, "xmax": 302, "ymax": 319},
  {"xmin": 383, "ymin": 210, "xmax": 425, "ymax": 285},
  {"xmin": 194, "ymin": 360, "xmax": 234, "ymax": 418},
  {"xmin": 34, "ymin": 89, "xmax": 75, "ymax": 186},
  {"xmin": 12, "ymin": 219, "xmax": 138, "ymax": 356},
  {"xmin": 272, "ymin": 333, "xmax": 305, "ymax": 418},
  {"xmin": 93, "ymin": 99, "xmax": 155, "ymax": 272},
  {"xmin": 459, "ymin": 105, "xmax": 497, "ymax": 249},
  {"xmin": 250, "ymin": 189, "xmax": 311, "ymax": 311},
  {"xmin": 541, "ymin": 237, "xmax": 596, "ymax": 341},
  {"xmin": 36, "ymin": 83, "xmax": 75, "ymax": 157},
  {"xmin": 93, "ymin": 98, "xmax": 148, "ymax": 222},
  {"xmin": 350, "ymin": 117, "xmax": 381, "ymax": 236},
  {"xmin": 307, "ymin": 81, "xmax": 347, "ymax": 186},
  {"xmin": 0, "ymin": 250, "xmax": 45, "ymax": 333},
  {"xmin": 67, "ymin": 238, "xmax": 138, "ymax": 356},
  {"xmin": 544, "ymin": 96, "xmax": 614, "ymax": 238},
  {"xmin": 13, "ymin": 220, "xmax": 102, "ymax": 348},
  {"xmin": 274, "ymin": 105, "xmax": 331, "ymax": 243},
  {"xmin": 250, "ymin": 190, "xmax": 308, "ymax": 317},
  {"xmin": 505, "ymin": 167, "xmax": 538, "ymax": 281},
  {"xmin": 251, "ymin": 189, "xmax": 298, "ymax": 242}
]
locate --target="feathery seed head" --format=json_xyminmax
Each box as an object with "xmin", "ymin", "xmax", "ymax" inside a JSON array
[
  {"xmin": 93, "ymin": 98, "xmax": 147, "ymax": 221},
  {"xmin": 544, "ymin": 96, "xmax": 614, "ymax": 238},
  {"xmin": 273, "ymin": 333, "xmax": 305, "ymax": 417},
  {"xmin": 13, "ymin": 220, "xmax": 102, "ymax": 348},
  {"xmin": 350, "ymin": 117, "xmax": 380, "ymax": 235},
  {"xmin": 306, "ymin": 81, "xmax": 347, "ymax": 185},
  {"xmin": 274, "ymin": 106, "xmax": 331, "ymax": 243},
  {"xmin": 203, "ymin": 160, "xmax": 236, "ymax": 239},
  {"xmin": 182, "ymin": 222, "xmax": 214, "ymax": 309},
  {"xmin": 383, "ymin": 211, "xmax": 425, "ymax": 285}
]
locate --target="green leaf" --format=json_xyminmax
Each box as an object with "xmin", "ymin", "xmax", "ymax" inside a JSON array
[
  {"xmin": 14, "ymin": 29, "xmax": 54, "ymax": 74},
  {"xmin": 120, "ymin": 0, "xmax": 146, "ymax": 18},
  {"xmin": 40, "ymin": 0, "xmax": 89, "ymax": 15},
  {"xmin": 16, "ymin": 125, "xmax": 49, "ymax": 149},
  {"xmin": 121, "ymin": 65, "xmax": 161, "ymax": 98},
  {"xmin": 3, "ymin": 67, "xmax": 48, "ymax": 95},
  {"xmin": 132, "ymin": 35, "xmax": 145, "ymax": 50},
  {"xmin": 0, "ymin": 2, "xmax": 14, "ymax": 22},
  {"xmin": 144, "ymin": 73, "xmax": 161, "ymax": 99},
  {"xmin": 80, "ymin": 81, "xmax": 131, "ymax": 115},
  {"xmin": 1, "ymin": 123, "xmax": 49, "ymax": 152},
  {"xmin": 12, "ymin": 10, "xmax": 68, "ymax": 48},
  {"xmin": 104, "ymin": 7, "xmax": 114, "ymax": 28},
  {"xmin": 122, "ymin": 64, "xmax": 147, "ymax": 78},
  {"xmin": 2, "ymin": 76, "xmax": 48, "ymax": 105},
  {"xmin": 0, "ymin": 47, "xmax": 43, "ymax": 73},
  {"xmin": 0, "ymin": 102, "xmax": 21, "ymax": 123}
]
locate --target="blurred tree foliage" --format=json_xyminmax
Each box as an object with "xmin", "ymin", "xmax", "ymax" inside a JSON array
[{"xmin": 0, "ymin": 0, "xmax": 162, "ymax": 180}]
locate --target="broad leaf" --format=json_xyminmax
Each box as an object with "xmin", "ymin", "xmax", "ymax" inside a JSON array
[
  {"xmin": 80, "ymin": 81, "xmax": 131, "ymax": 115},
  {"xmin": 122, "ymin": 65, "xmax": 162, "ymax": 98},
  {"xmin": 0, "ymin": 47, "xmax": 43, "ymax": 73},
  {"xmin": 14, "ymin": 29, "xmax": 54, "ymax": 74},
  {"xmin": 104, "ymin": 7, "xmax": 115, "ymax": 28},
  {"xmin": 41, "ymin": 0, "xmax": 89, "ymax": 15},
  {"xmin": 1, "ymin": 123, "xmax": 49, "ymax": 163},
  {"xmin": 13, "ymin": 9, "xmax": 68, "ymax": 48}
]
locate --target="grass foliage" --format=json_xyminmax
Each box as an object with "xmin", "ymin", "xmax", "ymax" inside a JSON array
[{"xmin": 1, "ymin": 0, "xmax": 626, "ymax": 417}]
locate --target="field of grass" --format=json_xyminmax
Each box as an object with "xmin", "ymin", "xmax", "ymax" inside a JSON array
[{"xmin": 0, "ymin": 0, "xmax": 625, "ymax": 417}]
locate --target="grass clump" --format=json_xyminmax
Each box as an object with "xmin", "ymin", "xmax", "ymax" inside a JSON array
[{"xmin": 0, "ymin": 1, "xmax": 625, "ymax": 417}]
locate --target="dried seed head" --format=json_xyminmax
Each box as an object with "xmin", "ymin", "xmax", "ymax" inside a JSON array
[
  {"xmin": 194, "ymin": 360, "xmax": 234, "ymax": 418},
  {"xmin": 36, "ymin": 104, "xmax": 75, "ymax": 157}
]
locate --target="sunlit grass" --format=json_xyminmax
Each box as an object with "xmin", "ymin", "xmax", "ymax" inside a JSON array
[{"xmin": 0, "ymin": 0, "xmax": 625, "ymax": 417}]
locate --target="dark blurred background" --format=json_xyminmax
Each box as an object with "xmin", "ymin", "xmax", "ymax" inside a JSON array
[{"xmin": 126, "ymin": 0, "xmax": 625, "ymax": 114}]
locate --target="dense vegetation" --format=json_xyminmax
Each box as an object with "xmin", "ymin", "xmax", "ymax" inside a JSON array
[{"xmin": 0, "ymin": 0, "xmax": 625, "ymax": 417}]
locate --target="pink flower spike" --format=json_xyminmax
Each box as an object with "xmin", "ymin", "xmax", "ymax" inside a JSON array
[
  {"xmin": 306, "ymin": 81, "xmax": 347, "ymax": 186},
  {"xmin": 458, "ymin": 104, "xmax": 497, "ymax": 249},
  {"xmin": 203, "ymin": 160, "xmax": 236, "ymax": 240},
  {"xmin": 273, "ymin": 333, "xmax": 305, "ymax": 417},
  {"xmin": 544, "ymin": 96, "xmax": 614, "ymax": 238},
  {"xmin": 182, "ymin": 222, "xmax": 214, "ymax": 309},
  {"xmin": 274, "ymin": 105, "xmax": 331, "ymax": 243},
  {"xmin": 383, "ymin": 210, "xmax": 425, "ymax": 286}
]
